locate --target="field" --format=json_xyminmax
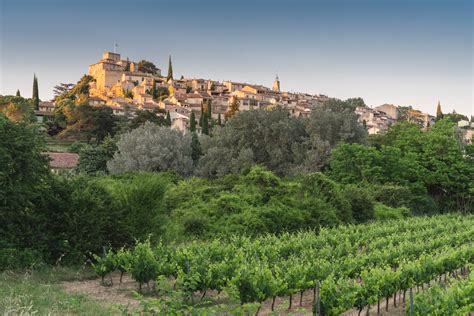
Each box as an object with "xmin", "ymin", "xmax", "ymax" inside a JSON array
[{"xmin": 1, "ymin": 214, "xmax": 472, "ymax": 315}]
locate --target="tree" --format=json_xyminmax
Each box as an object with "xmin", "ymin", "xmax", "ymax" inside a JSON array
[
  {"xmin": 167, "ymin": 55, "xmax": 173, "ymax": 82},
  {"xmin": 76, "ymin": 136, "xmax": 117, "ymax": 174},
  {"xmin": 225, "ymin": 96, "xmax": 239, "ymax": 120},
  {"xmin": 197, "ymin": 107, "xmax": 307, "ymax": 177},
  {"xmin": 205, "ymin": 99, "xmax": 212, "ymax": 118},
  {"xmin": 151, "ymin": 79, "xmax": 157, "ymax": 99},
  {"xmin": 107, "ymin": 123, "xmax": 194, "ymax": 176},
  {"xmin": 32, "ymin": 74, "xmax": 39, "ymax": 110},
  {"xmin": 300, "ymin": 98, "xmax": 367, "ymax": 173},
  {"xmin": 16, "ymin": 90, "xmax": 20, "ymax": 97},
  {"xmin": 53, "ymin": 83, "xmax": 74, "ymax": 99},
  {"xmin": 189, "ymin": 111, "xmax": 197, "ymax": 132},
  {"xmin": 0, "ymin": 96, "xmax": 35, "ymax": 122},
  {"xmin": 130, "ymin": 109, "xmax": 166, "ymax": 129},
  {"xmin": 345, "ymin": 97, "xmax": 366, "ymax": 109},
  {"xmin": 137, "ymin": 60, "xmax": 158, "ymax": 74},
  {"xmin": 201, "ymin": 113, "xmax": 209, "ymax": 135},
  {"xmin": 0, "ymin": 114, "xmax": 51, "ymax": 249},
  {"xmin": 191, "ymin": 132, "xmax": 202, "ymax": 165},
  {"xmin": 61, "ymin": 104, "xmax": 117, "ymax": 144},
  {"xmin": 166, "ymin": 111, "xmax": 172, "ymax": 126},
  {"xmin": 436, "ymin": 101, "xmax": 443, "ymax": 120}
]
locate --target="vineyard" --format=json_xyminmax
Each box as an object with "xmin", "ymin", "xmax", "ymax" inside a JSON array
[
  {"xmin": 92, "ymin": 214, "xmax": 474, "ymax": 315},
  {"xmin": 410, "ymin": 270, "xmax": 474, "ymax": 315}
]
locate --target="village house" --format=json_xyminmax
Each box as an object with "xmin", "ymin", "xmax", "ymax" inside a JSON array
[{"xmin": 35, "ymin": 101, "xmax": 55, "ymax": 122}]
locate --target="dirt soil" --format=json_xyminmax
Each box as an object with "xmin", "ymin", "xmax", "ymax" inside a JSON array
[
  {"xmin": 61, "ymin": 272, "xmax": 457, "ymax": 315},
  {"xmin": 61, "ymin": 272, "xmax": 141, "ymax": 310}
]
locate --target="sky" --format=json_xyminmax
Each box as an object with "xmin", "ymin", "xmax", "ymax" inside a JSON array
[{"xmin": 0, "ymin": 0, "xmax": 472, "ymax": 116}]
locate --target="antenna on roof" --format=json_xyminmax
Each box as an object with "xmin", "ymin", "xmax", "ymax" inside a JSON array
[{"xmin": 114, "ymin": 43, "xmax": 118, "ymax": 53}]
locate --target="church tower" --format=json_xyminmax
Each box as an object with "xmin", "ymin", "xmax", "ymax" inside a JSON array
[{"xmin": 272, "ymin": 74, "xmax": 280, "ymax": 92}]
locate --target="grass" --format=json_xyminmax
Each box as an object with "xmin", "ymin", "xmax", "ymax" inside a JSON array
[
  {"xmin": 45, "ymin": 138, "xmax": 84, "ymax": 153},
  {"xmin": 0, "ymin": 267, "xmax": 117, "ymax": 315}
]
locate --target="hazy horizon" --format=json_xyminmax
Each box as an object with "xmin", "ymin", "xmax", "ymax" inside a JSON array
[{"xmin": 1, "ymin": 0, "xmax": 472, "ymax": 116}]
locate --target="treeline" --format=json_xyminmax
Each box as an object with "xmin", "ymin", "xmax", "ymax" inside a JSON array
[{"xmin": 1, "ymin": 95, "xmax": 473, "ymax": 268}]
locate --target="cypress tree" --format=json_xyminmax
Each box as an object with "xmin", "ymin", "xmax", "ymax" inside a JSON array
[
  {"xmin": 189, "ymin": 110, "xmax": 196, "ymax": 132},
  {"xmin": 16, "ymin": 90, "xmax": 21, "ymax": 97},
  {"xmin": 32, "ymin": 74, "xmax": 39, "ymax": 110},
  {"xmin": 436, "ymin": 101, "xmax": 443, "ymax": 119},
  {"xmin": 206, "ymin": 99, "xmax": 212, "ymax": 119},
  {"xmin": 151, "ymin": 79, "xmax": 157, "ymax": 99},
  {"xmin": 217, "ymin": 113, "xmax": 222, "ymax": 126},
  {"xmin": 165, "ymin": 111, "xmax": 171, "ymax": 126},
  {"xmin": 199, "ymin": 104, "xmax": 204, "ymax": 126},
  {"xmin": 190, "ymin": 132, "xmax": 202, "ymax": 165},
  {"xmin": 167, "ymin": 55, "xmax": 173, "ymax": 82},
  {"xmin": 124, "ymin": 57, "xmax": 130, "ymax": 71},
  {"xmin": 201, "ymin": 113, "xmax": 209, "ymax": 135}
]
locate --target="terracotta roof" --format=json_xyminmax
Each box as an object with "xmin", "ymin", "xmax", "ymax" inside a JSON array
[
  {"xmin": 47, "ymin": 152, "xmax": 79, "ymax": 169},
  {"xmin": 39, "ymin": 101, "xmax": 55, "ymax": 107}
]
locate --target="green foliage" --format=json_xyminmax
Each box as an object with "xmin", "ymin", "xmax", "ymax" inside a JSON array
[
  {"xmin": 411, "ymin": 270, "xmax": 474, "ymax": 315},
  {"xmin": 0, "ymin": 268, "xmax": 116, "ymax": 315},
  {"xmin": 166, "ymin": 166, "xmax": 345, "ymax": 238},
  {"xmin": 0, "ymin": 95, "xmax": 35, "ymax": 122},
  {"xmin": 373, "ymin": 203, "xmax": 410, "ymax": 220},
  {"xmin": 107, "ymin": 123, "xmax": 194, "ymax": 176},
  {"xmin": 329, "ymin": 119, "xmax": 473, "ymax": 214},
  {"xmin": 137, "ymin": 60, "xmax": 159, "ymax": 75},
  {"xmin": 0, "ymin": 115, "xmax": 51, "ymax": 248},
  {"xmin": 32, "ymin": 74, "xmax": 39, "ymax": 110},
  {"xmin": 190, "ymin": 132, "xmax": 202, "ymax": 165},
  {"xmin": 61, "ymin": 104, "xmax": 117, "ymax": 144},
  {"xmin": 97, "ymin": 172, "xmax": 170, "ymax": 242},
  {"xmin": 343, "ymin": 185, "xmax": 375, "ymax": 223},
  {"xmin": 129, "ymin": 109, "xmax": 167, "ymax": 130},
  {"xmin": 76, "ymin": 136, "xmax": 117, "ymax": 174},
  {"xmin": 130, "ymin": 240, "xmax": 159, "ymax": 290},
  {"xmin": 198, "ymin": 107, "xmax": 307, "ymax": 177},
  {"xmin": 0, "ymin": 248, "xmax": 43, "ymax": 271},
  {"xmin": 92, "ymin": 249, "xmax": 116, "ymax": 284},
  {"xmin": 189, "ymin": 111, "xmax": 196, "ymax": 132}
]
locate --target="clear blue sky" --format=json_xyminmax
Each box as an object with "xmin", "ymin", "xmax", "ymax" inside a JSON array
[{"xmin": 0, "ymin": 0, "xmax": 472, "ymax": 115}]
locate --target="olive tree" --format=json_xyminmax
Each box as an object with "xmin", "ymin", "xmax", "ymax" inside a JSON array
[{"xmin": 107, "ymin": 122, "xmax": 194, "ymax": 176}]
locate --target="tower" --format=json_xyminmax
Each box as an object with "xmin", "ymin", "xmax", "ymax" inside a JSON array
[{"xmin": 272, "ymin": 74, "xmax": 280, "ymax": 92}]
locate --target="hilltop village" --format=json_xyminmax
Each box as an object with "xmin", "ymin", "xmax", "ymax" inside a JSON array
[{"xmin": 36, "ymin": 51, "xmax": 472, "ymax": 137}]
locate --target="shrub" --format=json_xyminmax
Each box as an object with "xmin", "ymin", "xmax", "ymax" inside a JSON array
[
  {"xmin": 0, "ymin": 248, "xmax": 43, "ymax": 271},
  {"xmin": 343, "ymin": 185, "xmax": 375, "ymax": 223},
  {"xmin": 373, "ymin": 203, "xmax": 411, "ymax": 220},
  {"xmin": 300, "ymin": 173, "xmax": 352, "ymax": 222}
]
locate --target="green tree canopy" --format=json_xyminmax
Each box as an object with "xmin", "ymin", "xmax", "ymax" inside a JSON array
[{"xmin": 137, "ymin": 60, "xmax": 159, "ymax": 75}]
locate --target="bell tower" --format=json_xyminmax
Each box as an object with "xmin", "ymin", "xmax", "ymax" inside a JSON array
[{"xmin": 272, "ymin": 74, "xmax": 280, "ymax": 92}]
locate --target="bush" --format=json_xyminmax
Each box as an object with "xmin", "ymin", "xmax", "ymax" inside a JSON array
[
  {"xmin": 343, "ymin": 185, "xmax": 375, "ymax": 223},
  {"xmin": 0, "ymin": 248, "xmax": 44, "ymax": 271},
  {"xmin": 300, "ymin": 173, "xmax": 352, "ymax": 223},
  {"xmin": 374, "ymin": 203, "xmax": 411, "ymax": 220}
]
